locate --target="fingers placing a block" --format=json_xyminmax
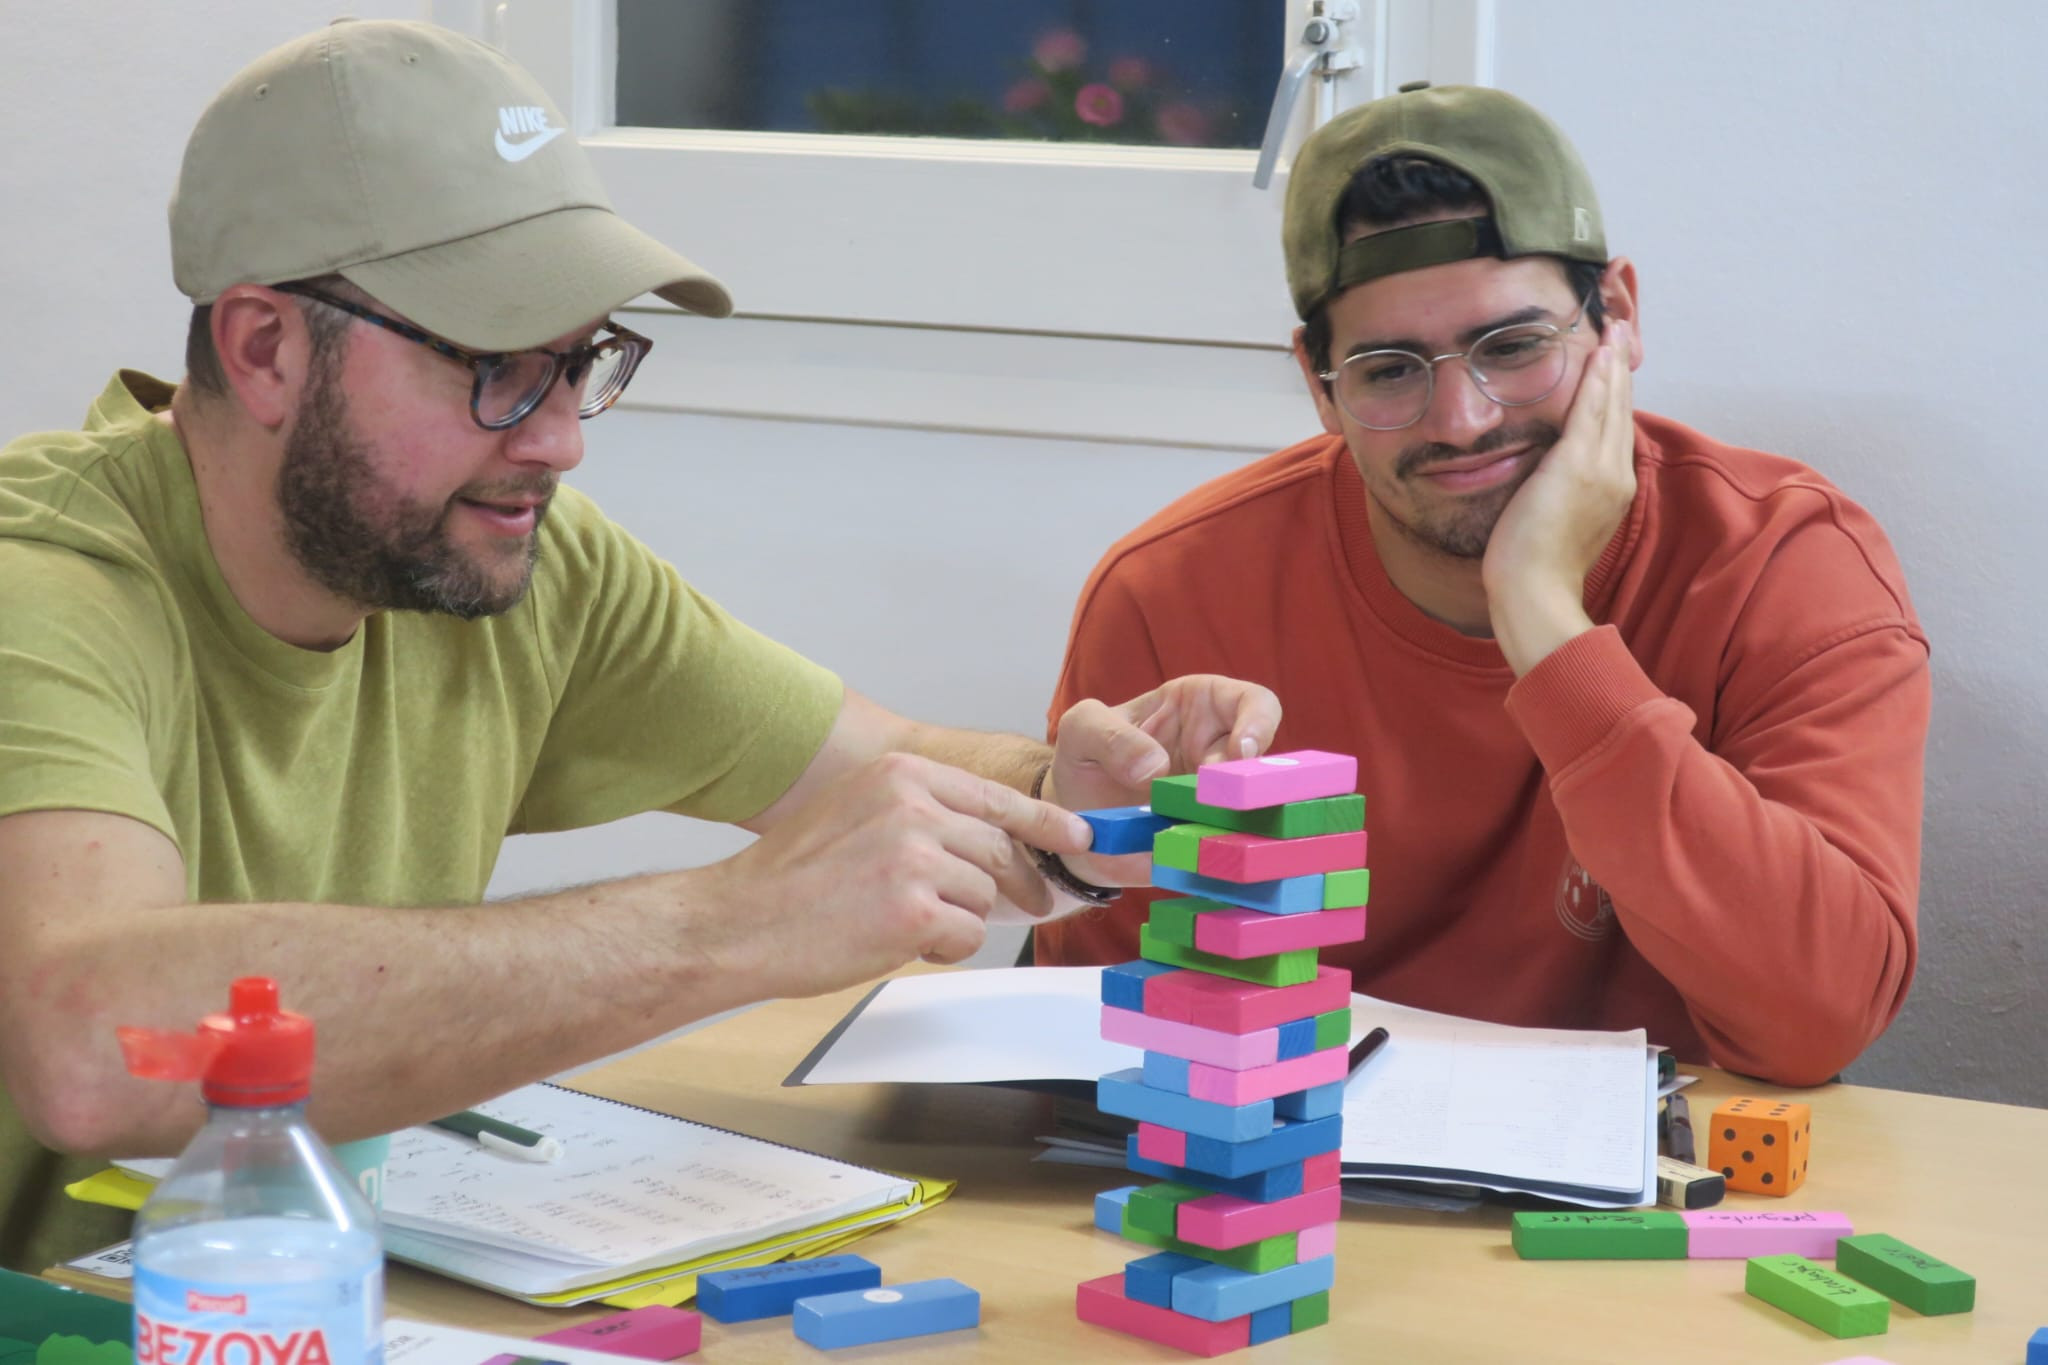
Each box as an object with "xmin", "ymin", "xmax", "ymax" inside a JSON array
[
  {"xmin": 1708, "ymin": 1096, "xmax": 1813, "ymax": 1196},
  {"xmin": 1745, "ymin": 1254, "xmax": 1890, "ymax": 1339},
  {"xmin": 1834, "ymin": 1233, "xmax": 1976, "ymax": 1315}
]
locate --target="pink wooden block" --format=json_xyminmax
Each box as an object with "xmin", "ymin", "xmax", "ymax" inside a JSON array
[
  {"xmin": 1297, "ymin": 1222, "xmax": 1339, "ymax": 1261},
  {"xmin": 1147, "ymin": 964, "xmax": 1353, "ymax": 1034},
  {"xmin": 1303, "ymin": 1150, "xmax": 1342, "ymax": 1190},
  {"xmin": 1194, "ymin": 905, "xmax": 1368, "ymax": 959},
  {"xmin": 1100, "ymin": 1005, "xmax": 1279, "ymax": 1070},
  {"xmin": 1135, "ymin": 1122, "xmax": 1186, "ymax": 1166},
  {"xmin": 1177, "ymin": 1185, "xmax": 1344, "ymax": 1250},
  {"xmin": 1188, "ymin": 1045, "xmax": 1349, "ymax": 1106},
  {"xmin": 1076, "ymin": 1275, "xmax": 1250, "ymax": 1357},
  {"xmin": 1194, "ymin": 749, "xmax": 1357, "ymax": 810},
  {"xmin": 1197, "ymin": 829, "xmax": 1369, "ymax": 883},
  {"xmin": 1682, "ymin": 1209, "xmax": 1854, "ymax": 1259}
]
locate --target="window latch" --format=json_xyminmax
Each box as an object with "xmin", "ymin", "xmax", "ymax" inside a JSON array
[{"xmin": 1254, "ymin": 1, "xmax": 1364, "ymax": 190}]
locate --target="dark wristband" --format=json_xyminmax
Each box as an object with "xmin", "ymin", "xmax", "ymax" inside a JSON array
[{"xmin": 1029, "ymin": 762, "xmax": 1120, "ymax": 907}]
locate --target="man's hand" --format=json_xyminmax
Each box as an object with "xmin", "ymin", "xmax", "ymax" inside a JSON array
[
  {"xmin": 1049, "ymin": 674, "xmax": 1282, "ymax": 885},
  {"xmin": 1482, "ymin": 319, "xmax": 1637, "ymax": 675}
]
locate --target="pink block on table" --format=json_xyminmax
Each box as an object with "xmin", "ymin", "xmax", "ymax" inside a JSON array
[
  {"xmin": 1302, "ymin": 1149, "xmax": 1342, "ymax": 1190},
  {"xmin": 1135, "ymin": 1122, "xmax": 1186, "ymax": 1166},
  {"xmin": 1194, "ymin": 905, "xmax": 1368, "ymax": 959},
  {"xmin": 1177, "ymin": 1184, "xmax": 1344, "ymax": 1250},
  {"xmin": 1296, "ymin": 1221, "xmax": 1339, "ymax": 1260},
  {"xmin": 1197, "ymin": 829, "xmax": 1368, "ymax": 883},
  {"xmin": 1681, "ymin": 1209, "xmax": 1854, "ymax": 1259},
  {"xmin": 1147, "ymin": 964, "xmax": 1353, "ymax": 1034},
  {"xmin": 1188, "ymin": 1045, "xmax": 1349, "ymax": 1106},
  {"xmin": 1101, "ymin": 1004, "xmax": 1280, "ymax": 1070},
  {"xmin": 535, "ymin": 1306, "xmax": 701, "ymax": 1360},
  {"xmin": 1076, "ymin": 1275, "xmax": 1250, "ymax": 1357},
  {"xmin": 1194, "ymin": 749, "xmax": 1357, "ymax": 810}
]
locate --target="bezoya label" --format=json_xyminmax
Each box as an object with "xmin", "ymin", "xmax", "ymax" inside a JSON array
[{"xmin": 134, "ymin": 1264, "xmax": 382, "ymax": 1365}]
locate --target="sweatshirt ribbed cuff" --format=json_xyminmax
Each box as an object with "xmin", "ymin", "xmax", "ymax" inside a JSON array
[{"xmin": 1503, "ymin": 625, "xmax": 1670, "ymax": 772}]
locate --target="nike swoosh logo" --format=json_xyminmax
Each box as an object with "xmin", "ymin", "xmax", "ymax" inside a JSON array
[{"xmin": 495, "ymin": 125, "xmax": 563, "ymax": 163}]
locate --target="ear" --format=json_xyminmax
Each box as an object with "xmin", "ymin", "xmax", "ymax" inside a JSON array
[
  {"xmin": 210, "ymin": 285, "xmax": 319, "ymax": 430},
  {"xmin": 1290, "ymin": 326, "xmax": 1345, "ymax": 437},
  {"xmin": 1599, "ymin": 257, "xmax": 1643, "ymax": 370}
]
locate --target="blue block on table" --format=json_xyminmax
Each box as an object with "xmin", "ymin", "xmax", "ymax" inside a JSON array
[
  {"xmin": 697, "ymin": 1253, "xmax": 880, "ymax": 1322},
  {"xmin": 1275, "ymin": 1081, "xmax": 1345, "ymax": 1120},
  {"xmin": 1250, "ymin": 1302, "xmax": 1293, "ymax": 1345},
  {"xmin": 1124, "ymin": 1251, "xmax": 1209, "ymax": 1309},
  {"xmin": 1094, "ymin": 1185, "xmax": 1138, "ymax": 1233},
  {"xmin": 1101, "ymin": 959, "xmax": 1178, "ymax": 1011},
  {"xmin": 1098, "ymin": 1068, "xmax": 1275, "ymax": 1143},
  {"xmin": 1125, "ymin": 1141, "xmax": 1307, "ymax": 1202},
  {"xmin": 792, "ymin": 1278, "xmax": 980, "ymax": 1349},
  {"xmin": 1080, "ymin": 805, "xmax": 1177, "ymax": 855},
  {"xmin": 1142, "ymin": 1051, "xmax": 1193, "ymax": 1094},
  {"xmin": 2030, "ymin": 1326, "xmax": 2048, "ymax": 1365},
  {"xmin": 1182, "ymin": 1114, "xmax": 1343, "ymax": 1178},
  {"xmin": 1276, "ymin": 1017, "xmax": 1317, "ymax": 1060},
  {"xmin": 1153, "ymin": 864, "xmax": 1324, "ymax": 914},
  {"xmin": 1174, "ymin": 1256, "xmax": 1337, "ymax": 1324}
]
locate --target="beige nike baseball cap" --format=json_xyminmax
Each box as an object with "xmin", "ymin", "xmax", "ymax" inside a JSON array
[{"xmin": 170, "ymin": 18, "xmax": 731, "ymax": 350}]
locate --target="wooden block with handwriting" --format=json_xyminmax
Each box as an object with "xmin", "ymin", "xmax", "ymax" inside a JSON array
[
  {"xmin": 696, "ymin": 1253, "xmax": 880, "ymax": 1322},
  {"xmin": 1834, "ymin": 1233, "xmax": 1976, "ymax": 1315},
  {"xmin": 1683, "ymin": 1209, "xmax": 1852, "ymax": 1259},
  {"xmin": 1707, "ymin": 1095, "xmax": 1812, "ymax": 1196},
  {"xmin": 1510, "ymin": 1210, "xmax": 1687, "ymax": 1260},
  {"xmin": 1745, "ymin": 1254, "xmax": 1889, "ymax": 1339}
]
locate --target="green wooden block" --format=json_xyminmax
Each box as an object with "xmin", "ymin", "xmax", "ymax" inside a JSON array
[
  {"xmin": 1140, "ymin": 925, "xmax": 1318, "ymax": 987},
  {"xmin": 1121, "ymin": 1215, "xmax": 1300, "ymax": 1273},
  {"xmin": 1150, "ymin": 774, "xmax": 1365, "ymax": 838},
  {"xmin": 1313, "ymin": 1008, "xmax": 1351, "ymax": 1052},
  {"xmin": 1125, "ymin": 1181, "xmax": 1210, "ymax": 1238},
  {"xmin": 1510, "ymin": 1211, "xmax": 1688, "ymax": 1260},
  {"xmin": 1145, "ymin": 897, "xmax": 1204, "ymax": 948},
  {"xmin": 1835, "ymin": 1233, "xmax": 1975, "ymax": 1315},
  {"xmin": 1322, "ymin": 867, "xmax": 1371, "ymax": 909},
  {"xmin": 1151, "ymin": 821, "xmax": 1232, "ymax": 873},
  {"xmin": 1289, "ymin": 1290, "xmax": 1330, "ymax": 1334},
  {"xmin": 1745, "ymin": 1254, "xmax": 1891, "ymax": 1339}
]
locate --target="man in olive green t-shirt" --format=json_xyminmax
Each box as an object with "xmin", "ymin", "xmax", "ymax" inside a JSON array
[{"xmin": 0, "ymin": 21, "xmax": 1279, "ymax": 1272}]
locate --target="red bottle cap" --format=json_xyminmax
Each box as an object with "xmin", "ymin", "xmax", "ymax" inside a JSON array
[{"xmin": 118, "ymin": 977, "xmax": 315, "ymax": 1106}]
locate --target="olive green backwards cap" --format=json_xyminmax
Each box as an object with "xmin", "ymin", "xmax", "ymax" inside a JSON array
[{"xmin": 1282, "ymin": 83, "xmax": 1607, "ymax": 320}]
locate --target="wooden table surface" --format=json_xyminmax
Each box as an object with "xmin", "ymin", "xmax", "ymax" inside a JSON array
[{"xmin": 385, "ymin": 974, "xmax": 2048, "ymax": 1363}]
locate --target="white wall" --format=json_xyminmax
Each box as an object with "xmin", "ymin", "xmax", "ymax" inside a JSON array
[{"xmin": 4, "ymin": 3, "xmax": 2044, "ymax": 1102}]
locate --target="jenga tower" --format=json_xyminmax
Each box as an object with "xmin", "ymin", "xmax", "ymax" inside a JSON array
[{"xmin": 1075, "ymin": 750, "xmax": 1367, "ymax": 1356}]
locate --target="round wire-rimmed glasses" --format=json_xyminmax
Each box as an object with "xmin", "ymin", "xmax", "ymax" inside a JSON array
[
  {"xmin": 276, "ymin": 283, "xmax": 652, "ymax": 431},
  {"xmin": 1318, "ymin": 291, "xmax": 1596, "ymax": 431}
]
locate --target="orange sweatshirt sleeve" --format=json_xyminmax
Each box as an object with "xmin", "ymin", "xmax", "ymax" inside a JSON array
[{"xmin": 1505, "ymin": 621, "xmax": 1929, "ymax": 1086}]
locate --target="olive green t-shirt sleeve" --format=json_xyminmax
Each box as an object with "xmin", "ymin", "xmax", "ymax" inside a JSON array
[{"xmin": 511, "ymin": 489, "xmax": 844, "ymax": 833}]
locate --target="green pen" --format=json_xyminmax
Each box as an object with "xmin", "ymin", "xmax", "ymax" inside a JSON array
[{"xmin": 428, "ymin": 1109, "xmax": 564, "ymax": 1162}]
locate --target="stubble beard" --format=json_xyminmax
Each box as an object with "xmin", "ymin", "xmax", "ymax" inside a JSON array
[{"xmin": 1364, "ymin": 419, "xmax": 1561, "ymax": 561}]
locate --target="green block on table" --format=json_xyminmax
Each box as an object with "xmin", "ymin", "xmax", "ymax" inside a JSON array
[
  {"xmin": 1150, "ymin": 774, "xmax": 1366, "ymax": 838},
  {"xmin": 1322, "ymin": 867, "xmax": 1371, "ymax": 909},
  {"xmin": 1146, "ymin": 896, "xmax": 1230, "ymax": 949},
  {"xmin": 1152, "ymin": 822, "xmax": 1232, "ymax": 873},
  {"xmin": 1121, "ymin": 1214, "xmax": 1300, "ymax": 1273},
  {"xmin": 1290, "ymin": 1290, "xmax": 1330, "ymax": 1334},
  {"xmin": 1313, "ymin": 1008, "xmax": 1351, "ymax": 1052},
  {"xmin": 1125, "ymin": 1181, "xmax": 1210, "ymax": 1238},
  {"xmin": 1510, "ymin": 1211, "xmax": 1687, "ymax": 1260},
  {"xmin": 1140, "ymin": 924, "xmax": 1319, "ymax": 987},
  {"xmin": 1835, "ymin": 1233, "xmax": 1976, "ymax": 1315},
  {"xmin": 1745, "ymin": 1254, "xmax": 1891, "ymax": 1339}
]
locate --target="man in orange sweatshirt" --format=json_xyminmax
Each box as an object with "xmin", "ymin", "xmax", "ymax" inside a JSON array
[{"xmin": 1036, "ymin": 85, "xmax": 1929, "ymax": 1087}]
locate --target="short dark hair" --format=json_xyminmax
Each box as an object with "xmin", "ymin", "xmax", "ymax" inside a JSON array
[
  {"xmin": 1301, "ymin": 154, "xmax": 1607, "ymax": 376},
  {"xmin": 182, "ymin": 275, "xmax": 357, "ymax": 400}
]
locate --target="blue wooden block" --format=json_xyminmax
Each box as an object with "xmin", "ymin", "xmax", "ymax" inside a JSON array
[
  {"xmin": 1101, "ymin": 959, "xmax": 1178, "ymax": 1011},
  {"xmin": 1275, "ymin": 1081, "xmax": 1345, "ymax": 1121},
  {"xmin": 1276, "ymin": 1017, "xmax": 1317, "ymax": 1060},
  {"xmin": 1153, "ymin": 864, "xmax": 1324, "ymax": 914},
  {"xmin": 1142, "ymin": 1051, "xmax": 1193, "ymax": 1095},
  {"xmin": 1098, "ymin": 1068, "xmax": 1275, "ymax": 1143},
  {"xmin": 792, "ymin": 1278, "xmax": 980, "ymax": 1349},
  {"xmin": 2030, "ymin": 1326, "xmax": 2048, "ymax": 1365},
  {"xmin": 1094, "ymin": 1185, "xmax": 1138, "ymax": 1233},
  {"xmin": 1124, "ymin": 1251, "xmax": 1209, "ymax": 1309},
  {"xmin": 1249, "ymin": 1302, "xmax": 1293, "ymax": 1346},
  {"xmin": 1081, "ymin": 805, "xmax": 1178, "ymax": 855},
  {"xmin": 1173, "ymin": 1256, "xmax": 1337, "ymax": 1324},
  {"xmin": 1125, "ymin": 1140, "xmax": 1306, "ymax": 1202},
  {"xmin": 697, "ymin": 1253, "xmax": 880, "ymax": 1322},
  {"xmin": 1182, "ymin": 1114, "xmax": 1343, "ymax": 1178}
]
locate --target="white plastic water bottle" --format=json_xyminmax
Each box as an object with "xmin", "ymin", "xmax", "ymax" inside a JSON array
[{"xmin": 120, "ymin": 978, "xmax": 383, "ymax": 1365}]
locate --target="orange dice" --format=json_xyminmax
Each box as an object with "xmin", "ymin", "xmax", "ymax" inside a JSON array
[{"xmin": 1707, "ymin": 1096, "xmax": 1811, "ymax": 1196}]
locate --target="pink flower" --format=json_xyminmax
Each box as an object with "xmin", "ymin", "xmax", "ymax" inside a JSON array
[
  {"xmin": 1003, "ymin": 78, "xmax": 1050, "ymax": 114},
  {"xmin": 1155, "ymin": 101, "xmax": 1212, "ymax": 147},
  {"xmin": 1033, "ymin": 28, "xmax": 1087, "ymax": 73},
  {"xmin": 1108, "ymin": 56, "xmax": 1154, "ymax": 90},
  {"xmin": 1074, "ymin": 83, "xmax": 1125, "ymax": 128}
]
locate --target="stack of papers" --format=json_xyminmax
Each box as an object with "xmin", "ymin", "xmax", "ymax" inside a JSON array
[{"xmin": 788, "ymin": 968, "xmax": 1657, "ymax": 1208}]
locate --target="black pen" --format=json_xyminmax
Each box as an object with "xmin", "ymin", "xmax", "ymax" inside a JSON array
[{"xmin": 1346, "ymin": 1026, "xmax": 1391, "ymax": 1079}]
